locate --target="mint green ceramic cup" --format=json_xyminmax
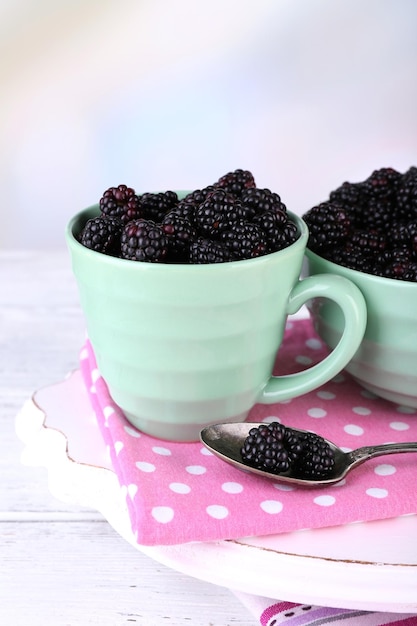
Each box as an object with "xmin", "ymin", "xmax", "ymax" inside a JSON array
[
  {"xmin": 305, "ymin": 249, "xmax": 417, "ymax": 409},
  {"xmin": 66, "ymin": 204, "xmax": 367, "ymax": 441}
]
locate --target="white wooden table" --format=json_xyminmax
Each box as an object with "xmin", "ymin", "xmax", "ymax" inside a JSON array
[{"xmin": 1, "ymin": 250, "xmax": 255, "ymax": 626}]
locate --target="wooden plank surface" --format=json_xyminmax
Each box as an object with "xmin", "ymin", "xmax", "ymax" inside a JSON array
[{"xmin": 0, "ymin": 250, "xmax": 255, "ymax": 626}]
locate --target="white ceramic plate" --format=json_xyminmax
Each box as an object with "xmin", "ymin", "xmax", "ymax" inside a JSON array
[{"xmin": 15, "ymin": 370, "xmax": 417, "ymax": 613}]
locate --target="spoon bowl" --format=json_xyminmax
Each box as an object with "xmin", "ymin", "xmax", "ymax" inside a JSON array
[{"xmin": 200, "ymin": 422, "xmax": 417, "ymax": 486}]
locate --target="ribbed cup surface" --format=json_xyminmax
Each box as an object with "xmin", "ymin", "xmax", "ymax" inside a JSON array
[
  {"xmin": 305, "ymin": 249, "xmax": 417, "ymax": 408},
  {"xmin": 67, "ymin": 205, "xmax": 307, "ymax": 439}
]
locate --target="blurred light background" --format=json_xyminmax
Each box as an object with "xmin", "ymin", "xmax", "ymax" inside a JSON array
[{"xmin": 2, "ymin": 0, "xmax": 417, "ymax": 248}]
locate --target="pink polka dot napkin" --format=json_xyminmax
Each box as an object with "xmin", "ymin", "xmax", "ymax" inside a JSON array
[{"xmin": 79, "ymin": 318, "xmax": 417, "ymax": 546}]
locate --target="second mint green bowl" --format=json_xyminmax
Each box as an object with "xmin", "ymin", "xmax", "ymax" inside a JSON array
[{"xmin": 304, "ymin": 248, "xmax": 417, "ymax": 408}]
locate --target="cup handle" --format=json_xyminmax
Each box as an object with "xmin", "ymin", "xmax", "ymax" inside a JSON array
[{"xmin": 259, "ymin": 274, "xmax": 367, "ymax": 403}]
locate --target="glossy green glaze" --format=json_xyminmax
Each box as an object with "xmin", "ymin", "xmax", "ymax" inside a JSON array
[
  {"xmin": 66, "ymin": 202, "xmax": 366, "ymax": 441},
  {"xmin": 305, "ymin": 249, "xmax": 417, "ymax": 408}
]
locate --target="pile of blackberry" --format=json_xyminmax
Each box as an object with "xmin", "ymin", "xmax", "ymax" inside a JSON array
[
  {"xmin": 78, "ymin": 170, "xmax": 299, "ymax": 263},
  {"xmin": 240, "ymin": 422, "xmax": 335, "ymax": 480},
  {"xmin": 303, "ymin": 166, "xmax": 417, "ymax": 282}
]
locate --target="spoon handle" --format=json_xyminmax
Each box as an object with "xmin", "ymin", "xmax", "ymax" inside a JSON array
[{"xmin": 349, "ymin": 441, "xmax": 417, "ymax": 467}]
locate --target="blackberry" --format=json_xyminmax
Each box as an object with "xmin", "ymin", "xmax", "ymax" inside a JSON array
[
  {"xmin": 270, "ymin": 220, "xmax": 299, "ymax": 252},
  {"xmin": 240, "ymin": 423, "xmax": 335, "ymax": 479},
  {"xmin": 303, "ymin": 202, "xmax": 352, "ymax": 252},
  {"xmin": 304, "ymin": 165, "xmax": 417, "ymax": 282},
  {"xmin": 378, "ymin": 248, "xmax": 413, "ymax": 280},
  {"xmin": 189, "ymin": 237, "xmax": 231, "ymax": 264},
  {"xmin": 363, "ymin": 167, "xmax": 401, "ymax": 197},
  {"xmin": 194, "ymin": 190, "xmax": 238, "ymax": 239},
  {"xmin": 292, "ymin": 431, "xmax": 335, "ymax": 479},
  {"xmin": 359, "ymin": 198, "xmax": 394, "ymax": 231},
  {"xmin": 241, "ymin": 187, "xmax": 287, "ymax": 220},
  {"xmin": 390, "ymin": 221, "xmax": 412, "ymax": 247},
  {"xmin": 328, "ymin": 247, "xmax": 375, "ymax": 274},
  {"xmin": 253, "ymin": 210, "xmax": 286, "ymax": 252},
  {"xmin": 252, "ymin": 209, "xmax": 285, "ymax": 234},
  {"xmin": 240, "ymin": 422, "xmax": 302, "ymax": 474},
  {"xmin": 120, "ymin": 219, "xmax": 169, "ymax": 262},
  {"xmin": 79, "ymin": 215, "xmax": 123, "ymax": 256},
  {"xmin": 100, "ymin": 184, "xmax": 141, "ymax": 225},
  {"xmin": 169, "ymin": 201, "xmax": 198, "ymax": 224},
  {"xmin": 180, "ymin": 186, "xmax": 217, "ymax": 207},
  {"xmin": 348, "ymin": 229, "xmax": 386, "ymax": 256},
  {"xmin": 396, "ymin": 167, "xmax": 417, "ymax": 221},
  {"xmin": 139, "ymin": 191, "xmax": 178, "ymax": 223},
  {"xmin": 390, "ymin": 219, "xmax": 417, "ymax": 252},
  {"xmin": 402, "ymin": 262, "xmax": 417, "ymax": 282},
  {"xmin": 215, "ymin": 169, "xmax": 256, "ymax": 197},
  {"xmin": 162, "ymin": 212, "xmax": 196, "ymax": 261},
  {"xmin": 358, "ymin": 168, "xmax": 401, "ymax": 230},
  {"xmin": 404, "ymin": 165, "xmax": 417, "ymax": 180},
  {"xmin": 410, "ymin": 220, "xmax": 417, "ymax": 255},
  {"xmin": 329, "ymin": 181, "xmax": 367, "ymax": 212},
  {"xmin": 221, "ymin": 222, "xmax": 268, "ymax": 260}
]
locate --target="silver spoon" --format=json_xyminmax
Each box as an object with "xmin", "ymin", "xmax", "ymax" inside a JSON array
[{"xmin": 200, "ymin": 422, "xmax": 417, "ymax": 486}]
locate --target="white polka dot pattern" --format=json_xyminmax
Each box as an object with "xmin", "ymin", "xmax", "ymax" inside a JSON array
[
  {"xmin": 390, "ymin": 421, "xmax": 411, "ymax": 431},
  {"xmin": 366, "ymin": 488, "xmax": 389, "ymax": 499},
  {"xmin": 374, "ymin": 464, "xmax": 396, "ymax": 476},
  {"xmin": 152, "ymin": 506, "xmax": 174, "ymax": 523},
  {"xmin": 135, "ymin": 461, "xmax": 156, "ymax": 473},
  {"xmin": 222, "ymin": 482, "xmax": 244, "ymax": 494},
  {"xmin": 185, "ymin": 465, "xmax": 207, "ymax": 475},
  {"xmin": 152, "ymin": 446, "xmax": 172, "ymax": 456},
  {"xmin": 124, "ymin": 425, "xmax": 141, "ymax": 438},
  {"xmin": 169, "ymin": 482, "xmax": 191, "ymax": 494},
  {"xmin": 121, "ymin": 484, "xmax": 138, "ymax": 501},
  {"xmin": 317, "ymin": 390, "xmax": 336, "ymax": 400},
  {"xmin": 91, "ymin": 368, "xmax": 101, "ymax": 383},
  {"xmin": 295, "ymin": 355, "xmax": 313, "ymax": 366},
  {"xmin": 103, "ymin": 406, "xmax": 115, "ymax": 421},
  {"xmin": 344, "ymin": 424, "xmax": 364, "ymax": 436},
  {"xmin": 314, "ymin": 495, "xmax": 336, "ymax": 507},
  {"xmin": 307, "ymin": 408, "xmax": 327, "ymax": 418},
  {"xmin": 79, "ymin": 320, "xmax": 417, "ymax": 546},
  {"xmin": 114, "ymin": 441, "xmax": 124, "ymax": 456},
  {"xmin": 260, "ymin": 500, "xmax": 284, "ymax": 514},
  {"xmin": 206, "ymin": 504, "xmax": 229, "ymax": 519},
  {"xmin": 352, "ymin": 406, "xmax": 371, "ymax": 416}
]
